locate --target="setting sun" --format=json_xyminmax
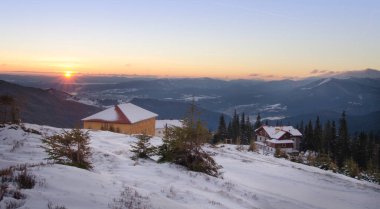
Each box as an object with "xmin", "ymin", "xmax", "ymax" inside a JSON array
[{"xmin": 64, "ymin": 71, "xmax": 73, "ymax": 78}]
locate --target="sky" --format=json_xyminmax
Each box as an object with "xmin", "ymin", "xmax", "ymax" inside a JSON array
[{"xmin": 0, "ymin": 0, "xmax": 379, "ymax": 79}]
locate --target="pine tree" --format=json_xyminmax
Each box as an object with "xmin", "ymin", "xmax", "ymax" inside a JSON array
[
  {"xmin": 219, "ymin": 114, "xmax": 227, "ymax": 140},
  {"xmin": 231, "ymin": 110, "xmax": 240, "ymax": 144},
  {"xmin": 374, "ymin": 142, "xmax": 380, "ymax": 172},
  {"xmin": 336, "ymin": 111, "xmax": 349, "ymax": 168},
  {"xmin": 367, "ymin": 131, "xmax": 376, "ymax": 171},
  {"xmin": 352, "ymin": 132, "xmax": 368, "ymax": 169},
  {"xmin": 300, "ymin": 123, "xmax": 308, "ymax": 151},
  {"xmin": 314, "ymin": 116, "xmax": 322, "ymax": 152},
  {"xmin": 254, "ymin": 113, "xmax": 262, "ymax": 129},
  {"xmin": 322, "ymin": 120, "xmax": 332, "ymax": 154},
  {"xmin": 213, "ymin": 114, "xmax": 227, "ymax": 144},
  {"xmin": 130, "ymin": 134, "xmax": 156, "ymax": 160},
  {"xmin": 246, "ymin": 116, "xmax": 253, "ymax": 144},
  {"xmin": 41, "ymin": 128, "xmax": 92, "ymax": 170},
  {"xmin": 227, "ymin": 121, "xmax": 232, "ymax": 139},
  {"xmin": 330, "ymin": 120, "xmax": 337, "ymax": 160},
  {"xmin": 306, "ymin": 120, "xmax": 314, "ymax": 151},
  {"xmin": 240, "ymin": 113, "xmax": 248, "ymax": 145},
  {"xmin": 299, "ymin": 120, "xmax": 304, "ymax": 135},
  {"xmin": 158, "ymin": 102, "xmax": 221, "ymax": 177}
]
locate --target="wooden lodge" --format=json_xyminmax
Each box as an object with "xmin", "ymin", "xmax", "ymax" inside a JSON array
[
  {"xmin": 255, "ymin": 125, "xmax": 303, "ymax": 153},
  {"xmin": 82, "ymin": 103, "xmax": 158, "ymax": 136}
]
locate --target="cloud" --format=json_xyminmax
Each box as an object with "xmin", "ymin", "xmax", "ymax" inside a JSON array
[
  {"xmin": 310, "ymin": 69, "xmax": 320, "ymax": 74},
  {"xmin": 125, "ymin": 64, "xmax": 131, "ymax": 67},
  {"xmin": 248, "ymin": 72, "xmax": 302, "ymax": 80},
  {"xmin": 248, "ymin": 73, "xmax": 295, "ymax": 80},
  {"xmin": 248, "ymin": 73, "xmax": 274, "ymax": 78},
  {"xmin": 281, "ymin": 76, "xmax": 298, "ymax": 80},
  {"xmin": 310, "ymin": 69, "xmax": 339, "ymax": 76},
  {"xmin": 248, "ymin": 73, "xmax": 260, "ymax": 77},
  {"xmin": 310, "ymin": 69, "xmax": 330, "ymax": 74}
]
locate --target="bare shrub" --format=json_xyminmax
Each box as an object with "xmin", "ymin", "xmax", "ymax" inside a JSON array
[
  {"xmin": 208, "ymin": 200, "xmax": 224, "ymax": 207},
  {"xmin": 222, "ymin": 181, "xmax": 235, "ymax": 192},
  {"xmin": 0, "ymin": 167, "xmax": 13, "ymax": 183},
  {"xmin": 0, "ymin": 168, "xmax": 13, "ymax": 177},
  {"xmin": 10, "ymin": 140, "xmax": 24, "ymax": 152},
  {"xmin": 248, "ymin": 142, "xmax": 257, "ymax": 152},
  {"xmin": 235, "ymin": 145, "xmax": 245, "ymax": 151},
  {"xmin": 165, "ymin": 186, "xmax": 177, "ymax": 199},
  {"xmin": 3, "ymin": 199, "xmax": 25, "ymax": 209},
  {"xmin": 0, "ymin": 184, "xmax": 8, "ymax": 201},
  {"xmin": 20, "ymin": 125, "xmax": 41, "ymax": 135},
  {"xmin": 38, "ymin": 178, "xmax": 47, "ymax": 188},
  {"xmin": 47, "ymin": 201, "xmax": 67, "ymax": 209},
  {"xmin": 345, "ymin": 158, "xmax": 360, "ymax": 178},
  {"xmin": 109, "ymin": 187, "xmax": 151, "ymax": 209},
  {"xmin": 12, "ymin": 190, "xmax": 26, "ymax": 200},
  {"xmin": 0, "ymin": 163, "xmax": 47, "ymax": 198},
  {"xmin": 15, "ymin": 169, "xmax": 35, "ymax": 189},
  {"xmin": 274, "ymin": 148, "xmax": 287, "ymax": 158}
]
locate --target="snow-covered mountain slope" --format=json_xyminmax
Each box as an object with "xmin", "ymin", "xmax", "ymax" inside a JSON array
[{"xmin": 0, "ymin": 124, "xmax": 379, "ymax": 209}]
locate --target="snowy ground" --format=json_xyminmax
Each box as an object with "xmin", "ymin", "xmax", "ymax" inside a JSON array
[{"xmin": 0, "ymin": 124, "xmax": 379, "ymax": 209}]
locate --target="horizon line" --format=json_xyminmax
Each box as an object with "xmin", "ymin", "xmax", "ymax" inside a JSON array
[{"xmin": 0, "ymin": 68, "xmax": 378, "ymax": 81}]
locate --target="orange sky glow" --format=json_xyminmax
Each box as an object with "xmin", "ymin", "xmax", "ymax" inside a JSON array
[
  {"xmin": 0, "ymin": 1, "xmax": 379, "ymax": 80},
  {"xmin": 0, "ymin": 58, "xmax": 371, "ymax": 80}
]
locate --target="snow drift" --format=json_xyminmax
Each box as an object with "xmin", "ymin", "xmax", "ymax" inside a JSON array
[{"xmin": 0, "ymin": 124, "xmax": 379, "ymax": 209}]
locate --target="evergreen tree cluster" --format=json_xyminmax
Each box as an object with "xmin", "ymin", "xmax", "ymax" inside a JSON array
[
  {"xmin": 158, "ymin": 103, "xmax": 221, "ymax": 177},
  {"xmin": 298, "ymin": 111, "xmax": 380, "ymax": 175},
  {"xmin": 214, "ymin": 111, "xmax": 262, "ymax": 145}
]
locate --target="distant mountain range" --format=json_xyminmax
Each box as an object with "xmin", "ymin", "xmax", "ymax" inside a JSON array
[
  {"xmin": 130, "ymin": 98, "xmax": 231, "ymax": 130},
  {"xmin": 312, "ymin": 68, "xmax": 380, "ymax": 79},
  {"xmin": 0, "ymin": 80, "xmax": 101, "ymax": 128},
  {"xmin": 1, "ymin": 69, "xmax": 379, "ymax": 133}
]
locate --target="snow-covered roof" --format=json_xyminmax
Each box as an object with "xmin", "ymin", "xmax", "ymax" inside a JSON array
[
  {"xmin": 155, "ymin": 120, "xmax": 183, "ymax": 129},
  {"xmin": 82, "ymin": 103, "xmax": 158, "ymax": 124},
  {"xmin": 262, "ymin": 126, "xmax": 285, "ymax": 139},
  {"xmin": 280, "ymin": 126, "xmax": 302, "ymax": 136},
  {"xmin": 258, "ymin": 125, "xmax": 302, "ymax": 139},
  {"xmin": 81, "ymin": 107, "xmax": 120, "ymax": 122},
  {"xmin": 117, "ymin": 103, "xmax": 158, "ymax": 123}
]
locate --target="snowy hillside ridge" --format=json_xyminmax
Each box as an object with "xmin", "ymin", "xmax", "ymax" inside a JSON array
[
  {"xmin": 1, "ymin": 124, "xmax": 380, "ymax": 209},
  {"xmin": 316, "ymin": 78, "xmax": 331, "ymax": 86},
  {"xmin": 301, "ymin": 78, "xmax": 332, "ymax": 90}
]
